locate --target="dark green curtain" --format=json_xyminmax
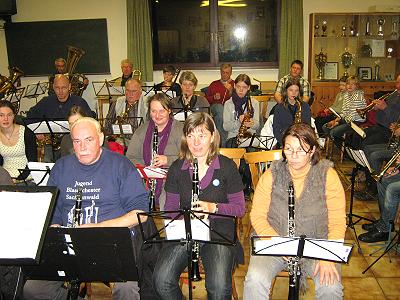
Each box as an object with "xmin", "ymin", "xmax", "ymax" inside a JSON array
[
  {"xmin": 278, "ymin": 0, "xmax": 304, "ymax": 78},
  {"xmin": 127, "ymin": 0, "xmax": 153, "ymax": 82}
]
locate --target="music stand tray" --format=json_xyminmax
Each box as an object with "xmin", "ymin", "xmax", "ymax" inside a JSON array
[{"xmin": 23, "ymin": 227, "xmax": 138, "ymax": 283}]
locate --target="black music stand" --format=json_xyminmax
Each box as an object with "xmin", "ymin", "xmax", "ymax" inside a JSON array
[
  {"xmin": 17, "ymin": 162, "xmax": 55, "ymax": 186},
  {"xmin": 24, "ymin": 82, "xmax": 49, "ymax": 103},
  {"xmin": 2, "ymin": 86, "xmax": 25, "ymax": 113},
  {"xmin": 251, "ymin": 235, "xmax": 353, "ymax": 300},
  {"xmin": 345, "ymin": 147, "xmax": 374, "ymax": 253},
  {"xmin": 172, "ymin": 106, "xmax": 211, "ymax": 121},
  {"xmin": 92, "ymin": 80, "xmax": 125, "ymax": 103},
  {"xmin": 23, "ymin": 227, "xmax": 138, "ymax": 300},
  {"xmin": 137, "ymin": 209, "xmax": 237, "ymax": 300}
]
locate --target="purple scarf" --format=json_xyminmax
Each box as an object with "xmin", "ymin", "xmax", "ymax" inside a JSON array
[
  {"xmin": 142, "ymin": 118, "xmax": 174, "ymax": 203},
  {"xmin": 231, "ymin": 90, "xmax": 247, "ymax": 115}
]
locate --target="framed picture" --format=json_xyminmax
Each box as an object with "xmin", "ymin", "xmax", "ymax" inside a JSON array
[
  {"xmin": 323, "ymin": 62, "xmax": 338, "ymax": 80},
  {"xmin": 358, "ymin": 67, "xmax": 372, "ymax": 80}
]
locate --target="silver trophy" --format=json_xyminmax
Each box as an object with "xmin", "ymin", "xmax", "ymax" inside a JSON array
[
  {"xmin": 315, "ymin": 49, "xmax": 328, "ymax": 80},
  {"xmin": 341, "ymin": 49, "xmax": 353, "ymax": 78},
  {"xmin": 365, "ymin": 18, "xmax": 371, "ymax": 36},
  {"xmin": 314, "ymin": 22, "xmax": 320, "ymax": 37},
  {"xmin": 390, "ymin": 20, "xmax": 398, "ymax": 40},
  {"xmin": 321, "ymin": 20, "xmax": 328, "ymax": 37},
  {"xmin": 341, "ymin": 25, "xmax": 347, "ymax": 37},
  {"xmin": 374, "ymin": 60, "xmax": 381, "ymax": 81},
  {"xmin": 377, "ymin": 17, "xmax": 385, "ymax": 36}
]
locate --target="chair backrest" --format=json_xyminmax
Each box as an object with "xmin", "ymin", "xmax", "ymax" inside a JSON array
[
  {"xmin": 244, "ymin": 150, "xmax": 282, "ymax": 189},
  {"xmin": 219, "ymin": 148, "xmax": 246, "ymax": 168}
]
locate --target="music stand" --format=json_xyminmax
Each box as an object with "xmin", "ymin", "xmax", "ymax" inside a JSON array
[
  {"xmin": 24, "ymin": 82, "xmax": 49, "ymax": 103},
  {"xmin": 172, "ymin": 106, "xmax": 211, "ymax": 122},
  {"xmin": 137, "ymin": 209, "xmax": 237, "ymax": 300},
  {"xmin": 3, "ymin": 86, "xmax": 25, "ymax": 113},
  {"xmin": 251, "ymin": 235, "xmax": 353, "ymax": 300},
  {"xmin": 0, "ymin": 185, "xmax": 57, "ymax": 265},
  {"xmin": 23, "ymin": 227, "xmax": 138, "ymax": 300},
  {"xmin": 92, "ymin": 80, "xmax": 125, "ymax": 100},
  {"xmin": 25, "ymin": 162, "xmax": 55, "ymax": 186},
  {"xmin": 345, "ymin": 147, "xmax": 374, "ymax": 253}
]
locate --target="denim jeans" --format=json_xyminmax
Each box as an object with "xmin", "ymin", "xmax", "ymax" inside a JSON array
[
  {"xmin": 376, "ymin": 173, "xmax": 400, "ymax": 232},
  {"xmin": 211, "ymin": 104, "xmax": 227, "ymax": 147},
  {"xmin": 153, "ymin": 243, "xmax": 235, "ymax": 300},
  {"xmin": 244, "ymin": 255, "xmax": 343, "ymax": 300},
  {"xmin": 329, "ymin": 123, "xmax": 352, "ymax": 149}
]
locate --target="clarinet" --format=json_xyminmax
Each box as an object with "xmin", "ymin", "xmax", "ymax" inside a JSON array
[
  {"xmin": 190, "ymin": 158, "xmax": 202, "ymax": 281},
  {"xmin": 149, "ymin": 126, "xmax": 158, "ymax": 211},
  {"xmin": 287, "ymin": 181, "xmax": 300, "ymax": 300},
  {"xmin": 72, "ymin": 187, "xmax": 83, "ymax": 228}
]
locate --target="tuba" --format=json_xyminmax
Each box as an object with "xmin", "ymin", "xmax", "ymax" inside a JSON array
[
  {"xmin": 236, "ymin": 92, "xmax": 254, "ymax": 145},
  {"xmin": 0, "ymin": 67, "xmax": 24, "ymax": 96},
  {"xmin": 65, "ymin": 46, "xmax": 88, "ymax": 97}
]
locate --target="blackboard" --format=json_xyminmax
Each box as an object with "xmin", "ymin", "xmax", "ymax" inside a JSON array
[{"xmin": 5, "ymin": 18, "xmax": 110, "ymax": 76}]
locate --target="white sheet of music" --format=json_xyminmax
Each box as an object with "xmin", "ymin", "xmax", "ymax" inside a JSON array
[
  {"xmin": 111, "ymin": 124, "xmax": 133, "ymax": 134},
  {"xmin": 174, "ymin": 111, "xmax": 192, "ymax": 122},
  {"xmin": 27, "ymin": 121, "xmax": 70, "ymax": 134},
  {"xmin": 28, "ymin": 162, "xmax": 55, "ymax": 186},
  {"xmin": 137, "ymin": 166, "xmax": 167, "ymax": 179},
  {"xmin": 0, "ymin": 191, "xmax": 53, "ymax": 260},
  {"xmin": 329, "ymin": 107, "xmax": 341, "ymax": 119},
  {"xmin": 254, "ymin": 237, "xmax": 299, "ymax": 256},
  {"xmin": 164, "ymin": 219, "xmax": 210, "ymax": 241}
]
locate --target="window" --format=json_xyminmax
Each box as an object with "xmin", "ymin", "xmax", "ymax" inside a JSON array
[{"xmin": 150, "ymin": 0, "xmax": 279, "ymax": 68}]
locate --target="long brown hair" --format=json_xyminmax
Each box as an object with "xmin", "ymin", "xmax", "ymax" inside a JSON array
[
  {"xmin": 282, "ymin": 123, "xmax": 321, "ymax": 165},
  {"xmin": 179, "ymin": 112, "xmax": 220, "ymax": 165}
]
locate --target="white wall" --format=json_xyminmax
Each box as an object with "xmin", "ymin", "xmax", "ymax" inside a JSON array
[{"xmin": 1, "ymin": 0, "xmax": 399, "ymax": 112}]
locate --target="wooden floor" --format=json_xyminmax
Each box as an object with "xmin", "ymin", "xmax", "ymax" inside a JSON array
[{"xmin": 88, "ymin": 150, "xmax": 400, "ymax": 299}]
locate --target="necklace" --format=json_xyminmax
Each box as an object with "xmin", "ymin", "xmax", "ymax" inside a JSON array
[{"xmin": 1, "ymin": 125, "xmax": 15, "ymax": 141}]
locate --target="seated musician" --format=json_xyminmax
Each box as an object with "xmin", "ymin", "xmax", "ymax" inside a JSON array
[
  {"xmin": 104, "ymin": 78, "xmax": 147, "ymax": 145},
  {"xmin": 126, "ymin": 93, "xmax": 183, "ymax": 209},
  {"xmin": 222, "ymin": 74, "xmax": 259, "ymax": 148},
  {"xmin": 0, "ymin": 100, "xmax": 37, "ymax": 184},
  {"xmin": 353, "ymin": 74, "xmax": 400, "ymax": 150},
  {"xmin": 244, "ymin": 123, "xmax": 346, "ymax": 299},
  {"xmin": 153, "ymin": 112, "xmax": 245, "ymax": 299},
  {"xmin": 26, "ymin": 74, "xmax": 95, "ymax": 162},
  {"xmin": 170, "ymin": 71, "xmax": 209, "ymax": 120},
  {"xmin": 329, "ymin": 75, "xmax": 366, "ymax": 149},
  {"xmin": 23, "ymin": 117, "xmax": 149, "ymax": 300},
  {"xmin": 154, "ymin": 65, "xmax": 182, "ymax": 97},
  {"xmin": 358, "ymin": 161, "xmax": 400, "ymax": 243},
  {"xmin": 272, "ymin": 78, "xmax": 311, "ymax": 147},
  {"xmin": 60, "ymin": 105, "xmax": 91, "ymax": 157},
  {"xmin": 113, "ymin": 59, "xmax": 134, "ymax": 87}
]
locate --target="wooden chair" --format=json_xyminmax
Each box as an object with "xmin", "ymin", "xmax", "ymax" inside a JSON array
[{"xmin": 243, "ymin": 150, "xmax": 282, "ymax": 238}]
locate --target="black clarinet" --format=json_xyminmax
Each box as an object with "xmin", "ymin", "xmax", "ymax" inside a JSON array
[
  {"xmin": 149, "ymin": 126, "xmax": 158, "ymax": 211},
  {"xmin": 190, "ymin": 158, "xmax": 202, "ymax": 281},
  {"xmin": 287, "ymin": 181, "xmax": 300, "ymax": 300},
  {"xmin": 72, "ymin": 187, "xmax": 83, "ymax": 228}
]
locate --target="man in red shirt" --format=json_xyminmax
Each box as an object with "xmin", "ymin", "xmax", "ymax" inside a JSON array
[{"xmin": 206, "ymin": 63, "xmax": 234, "ymax": 146}]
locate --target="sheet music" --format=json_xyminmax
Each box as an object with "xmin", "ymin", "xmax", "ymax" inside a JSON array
[
  {"xmin": 174, "ymin": 111, "xmax": 192, "ymax": 121},
  {"xmin": 164, "ymin": 219, "xmax": 210, "ymax": 241},
  {"xmin": 27, "ymin": 121, "xmax": 70, "ymax": 134},
  {"xmin": 254, "ymin": 237, "xmax": 298, "ymax": 256},
  {"xmin": 112, "ymin": 124, "xmax": 133, "ymax": 134},
  {"xmin": 347, "ymin": 149, "xmax": 373, "ymax": 172},
  {"xmin": 329, "ymin": 107, "xmax": 341, "ymax": 119},
  {"xmin": 137, "ymin": 165, "xmax": 167, "ymax": 179},
  {"xmin": 350, "ymin": 122, "xmax": 366, "ymax": 138},
  {"xmin": 0, "ymin": 191, "xmax": 53, "ymax": 259},
  {"xmin": 27, "ymin": 162, "xmax": 55, "ymax": 186}
]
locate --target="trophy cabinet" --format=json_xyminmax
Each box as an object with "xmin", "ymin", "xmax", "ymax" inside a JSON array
[{"xmin": 308, "ymin": 13, "xmax": 399, "ymax": 115}]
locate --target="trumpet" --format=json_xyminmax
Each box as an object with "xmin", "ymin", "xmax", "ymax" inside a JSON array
[
  {"xmin": 372, "ymin": 148, "xmax": 400, "ymax": 181},
  {"xmin": 356, "ymin": 90, "xmax": 397, "ymax": 119}
]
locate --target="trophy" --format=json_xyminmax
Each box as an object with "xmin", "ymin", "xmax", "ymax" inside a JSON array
[
  {"xmin": 365, "ymin": 18, "xmax": 371, "ymax": 36},
  {"xmin": 390, "ymin": 20, "xmax": 398, "ymax": 40},
  {"xmin": 341, "ymin": 49, "xmax": 353, "ymax": 78},
  {"xmin": 341, "ymin": 25, "xmax": 347, "ymax": 37},
  {"xmin": 387, "ymin": 47, "xmax": 394, "ymax": 58},
  {"xmin": 374, "ymin": 60, "xmax": 381, "ymax": 81},
  {"xmin": 314, "ymin": 23, "xmax": 320, "ymax": 37},
  {"xmin": 315, "ymin": 49, "xmax": 327, "ymax": 80},
  {"xmin": 349, "ymin": 20, "xmax": 357, "ymax": 36},
  {"xmin": 321, "ymin": 20, "xmax": 328, "ymax": 37},
  {"xmin": 377, "ymin": 17, "xmax": 386, "ymax": 36}
]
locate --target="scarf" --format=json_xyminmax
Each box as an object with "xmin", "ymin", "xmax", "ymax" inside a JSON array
[
  {"xmin": 142, "ymin": 118, "xmax": 174, "ymax": 202},
  {"xmin": 231, "ymin": 90, "xmax": 247, "ymax": 115}
]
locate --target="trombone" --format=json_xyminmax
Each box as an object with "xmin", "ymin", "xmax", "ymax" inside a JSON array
[{"xmin": 356, "ymin": 90, "xmax": 397, "ymax": 119}]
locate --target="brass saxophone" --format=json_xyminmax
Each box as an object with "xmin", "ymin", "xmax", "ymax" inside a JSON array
[
  {"xmin": 287, "ymin": 182, "xmax": 300, "ymax": 300},
  {"xmin": 190, "ymin": 158, "xmax": 202, "ymax": 281},
  {"xmin": 149, "ymin": 126, "xmax": 158, "ymax": 211},
  {"xmin": 72, "ymin": 188, "xmax": 83, "ymax": 228},
  {"xmin": 236, "ymin": 92, "xmax": 254, "ymax": 145},
  {"xmin": 115, "ymin": 103, "xmax": 136, "ymax": 148},
  {"xmin": 294, "ymin": 97, "xmax": 302, "ymax": 124}
]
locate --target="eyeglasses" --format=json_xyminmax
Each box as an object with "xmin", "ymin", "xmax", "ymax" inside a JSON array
[{"xmin": 283, "ymin": 148, "xmax": 310, "ymax": 156}]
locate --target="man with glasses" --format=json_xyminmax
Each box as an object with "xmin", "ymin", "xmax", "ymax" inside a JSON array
[{"xmin": 104, "ymin": 79, "xmax": 147, "ymax": 144}]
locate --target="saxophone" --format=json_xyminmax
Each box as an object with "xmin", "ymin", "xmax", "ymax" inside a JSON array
[
  {"xmin": 294, "ymin": 97, "xmax": 302, "ymax": 124},
  {"xmin": 287, "ymin": 182, "xmax": 300, "ymax": 300},
  {"xmin": 72, "ymin": 188, "xmax": 83, "ymax": 228},
  {"xmin": 236, "ymin": 92, "xmax": 254, "ymax": 145},
  {"xmin": 115, "ymin": 103, "xmax": 136, "ymax": 148},
  {"xmin": 149, "ymin": 126, "xmax": 158, "ymax": 211},
  {"xmin": 190, "ymin": 158, "xmax": 202, "ymax": 281}
]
